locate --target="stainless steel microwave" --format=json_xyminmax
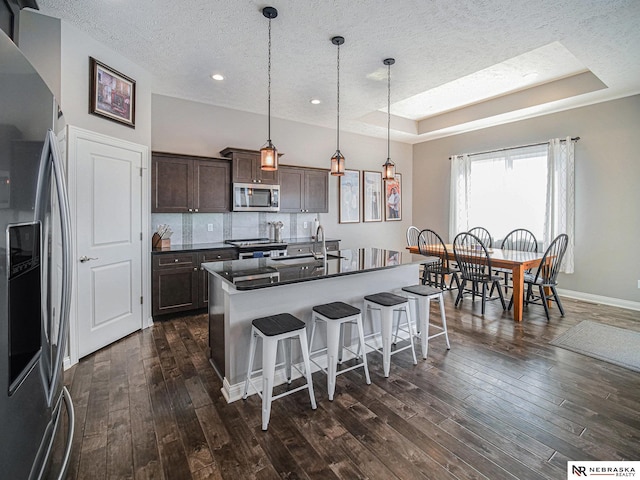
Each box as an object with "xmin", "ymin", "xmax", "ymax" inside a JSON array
[{"xmin": 232, "ymin": 183, "xmax": 280, "ymax": 212}]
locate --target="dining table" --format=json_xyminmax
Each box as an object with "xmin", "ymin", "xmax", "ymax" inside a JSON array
[{"xmin": 407, "ymin": 245, "xmax": 547, "ymax": 322}]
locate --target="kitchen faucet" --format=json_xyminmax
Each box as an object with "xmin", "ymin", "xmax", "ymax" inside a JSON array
[{"xmin": 313, "ymin": 224, "xmax": 327, "ymax": 260}]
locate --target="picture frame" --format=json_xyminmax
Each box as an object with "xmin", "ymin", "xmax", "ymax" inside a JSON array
[
  {"xmin": 89, "ymin": 57, "xmax": 136, "ymax": 128},
  {"xmin": 384, "ymin": 173, "xmax": 402, "ymax": 221},
  {"xmin": 362, "ymin": 171, "xmax": 382, "ymax": 222},
  {"xmin": 338, "ymin": 169, "xmax": 360, "ymax": 224}
]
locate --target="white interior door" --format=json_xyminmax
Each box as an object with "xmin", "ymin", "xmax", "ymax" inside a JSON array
[{"xmin": 71, "ymin": 129, "xmax": 145, "ymax": 358}]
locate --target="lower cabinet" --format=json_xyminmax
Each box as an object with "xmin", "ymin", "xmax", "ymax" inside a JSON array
[
  {"xmin": 152, "ymin": 248, "xmax": 237, "ymax": 317},
  {"xmin": 286, "ymin": 240, "xmax": 339, "ymax": 257}
]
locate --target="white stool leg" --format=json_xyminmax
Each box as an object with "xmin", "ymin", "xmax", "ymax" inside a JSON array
[
  {"xmin": 325, "ymin": 319, "xmax": 341, "ymax": 401},
  {"xmin": 380, "ymin": 306, "xmax": 394, "ymax": 377},
  {"xmin": 355, "ymin": 314, "xmax": 371, "ymax": 385},
  {"xmin": 261, "ymin": 337, "xmax": 278, "ymax": 431},
  {"xmin": 298, "ymin": 328, "xmax": 317, "ymax": 410},
  {"xmin": 284, "ymin": 337, "xmax": 292, "ymax": 383},
  {"xmin": 309, "ymin": 313, "xmax": 318, "ymax": 352},
  {"xmin": 421, "ymin": 296, "xmax": 431, "ymax": 359},
  {"xmin": 439, "ymin": 293, "xmax": 451, "ymax": 349},
  {"xmin": 243, "ymin": 327, "xmax": 258, "ymax": 399},
  {"xmin": 403, "ymin": 305, "xmax": 418, "ymax": 365}
]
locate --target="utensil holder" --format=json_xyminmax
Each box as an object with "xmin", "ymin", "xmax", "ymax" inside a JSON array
[{"xmin": 152, "ymin": 233, "xmax": 171, "ymax": 249}]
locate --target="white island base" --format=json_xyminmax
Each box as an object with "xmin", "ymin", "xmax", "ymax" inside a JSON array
[{"xmin": 206, "ymin": 260, "xmax": 420, "ymax": 403}]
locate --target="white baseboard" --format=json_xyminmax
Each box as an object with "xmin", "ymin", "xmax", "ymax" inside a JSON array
[{"xmin": 557, "ymin": 289, "xmax": 640, "ymax": 312}]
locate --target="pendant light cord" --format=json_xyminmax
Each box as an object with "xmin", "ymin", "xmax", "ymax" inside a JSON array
[
  {"xmin": 336, "ymin": 41, "xmax": 340, "ymax": 152},
  {"xmin": 387, "ymin": 61, "xmax": 391, "ymax": 160},
  {"xmin": 267, "ymin": 17, "xmax": 272, "ymax": 143}
]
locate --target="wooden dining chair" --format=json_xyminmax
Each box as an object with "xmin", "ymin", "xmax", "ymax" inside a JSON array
[
  {"xmin": 508, "ymin": 233, "xmax": 568, "ymax": 320},
  {"xmin": 495, "ymin": 228, "xmax": 538, "ymax": 293},
  {"xmin": 453, "ymin": 232, "xmax": 506, "ymax": 314},
  {"xmin": 418, "ymin": 229, "xmax": 461, "ymax": 290},
  {"xmin": 468, "ymin": 226, "xmax": 493, "ymax": 249}
]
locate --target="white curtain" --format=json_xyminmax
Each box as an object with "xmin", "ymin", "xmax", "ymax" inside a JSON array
[
  {"xmin": 449, "ymin": 154, "xmax": 471, "ymax": 242},
  {"xmin": 545, "ymin": 137, "xmax": 575, "ymax": 273}
]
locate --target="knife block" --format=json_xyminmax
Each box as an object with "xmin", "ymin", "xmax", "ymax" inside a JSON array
[{"xmin": 152, "ymin": 233, "xmax": 171, "ymax": 249}]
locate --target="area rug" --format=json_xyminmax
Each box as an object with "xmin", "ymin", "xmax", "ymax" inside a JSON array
[{"xmin": 550, "ymin": 320, "xmax": 640, "ymax": 373}]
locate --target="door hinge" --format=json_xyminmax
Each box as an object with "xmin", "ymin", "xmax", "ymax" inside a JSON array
[
  {"xmin": 140, "ymin": 232, "xmax": 143, "ymax": 240},
  {"xmin": 140, "ymin": 296, "xmax": 143, "ymax": 304},
  {"xmin": 140, "ymin": 167, "xmax": 143, "ymax": 177}
]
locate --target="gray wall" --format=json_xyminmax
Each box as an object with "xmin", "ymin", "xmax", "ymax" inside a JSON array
[
  {"xmin": 152, "ymin": 94, "xmax": 413, "ymax": 251},
  {"xmin": 413, "ymin": 95, "xmax": 640, "ymax": 303}
]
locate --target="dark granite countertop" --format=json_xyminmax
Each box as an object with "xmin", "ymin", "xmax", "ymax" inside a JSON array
[
  {"xmin": 202, "ymin": 248, "xmax": 416, "ymax": 290},
  {"xmin": 151, "ymin": 242, "xmax": 232, "ymax": 254},
  {"xmin": 151, "ymin": 237, "xmax": 341, "ymax": 254}
]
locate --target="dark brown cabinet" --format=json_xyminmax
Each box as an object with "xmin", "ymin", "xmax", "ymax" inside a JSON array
[
  {"xmin": 152, "ymin": 152, "xmax": 231, "ymax": 213},
  {"xmin": 279, "ymin": 165, "xmax": 328, "ymax": 213},
  {"xmin": 152, "ymin": 248, "xmax": 237, "ymax": 317},
  {"xmin": 286, "ymin": 240, "xmax": 339, "ymax": 257},
  {"xmin": 152, "ymin": 253, "xmax": 199, "ymax": 316},
  {"xmin": 220, "ymin": 147, "xmax": 279, "ymax": 185},
  {"xmin": 198, "ymin": 249, "xmax": 237, "ymax": 306}
]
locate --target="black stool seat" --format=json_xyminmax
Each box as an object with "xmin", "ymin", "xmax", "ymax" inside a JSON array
[
  {"xmin": 364, "ymin": 292, "xmax": 408, "ymax": 307},
  {"xmin": 252, "ymin": 313, "xmax": 305, "ymax": 336},
  {"xmin": 313, "ymin": 302, "xmax": 361, "ymax": 320},
  {"xmin": 402, "ymin": 284, "xmax": 442, "ymax": 297}
]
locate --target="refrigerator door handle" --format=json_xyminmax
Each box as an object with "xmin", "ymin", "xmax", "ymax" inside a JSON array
[{"xmin": 46, "ymin": 129, "xmax": 73, "ymax": 407}]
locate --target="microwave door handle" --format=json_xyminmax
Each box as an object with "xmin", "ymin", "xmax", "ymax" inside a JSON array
[{"xmin": 46, "ymin": 129, "xmax": 73, "ymax": 407}]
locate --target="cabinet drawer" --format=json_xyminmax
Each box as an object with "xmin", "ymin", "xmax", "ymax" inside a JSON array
[
  {"xmin": 199, "ymin": 248, "xmax": 237, "ymax": 264},
  {"xmin": 287, "ymin": 244, "xmax": 313, "ymax": 256},
  {"xmin": 154, "ymin": 253, "xmax": 196, "ymax": 268}
]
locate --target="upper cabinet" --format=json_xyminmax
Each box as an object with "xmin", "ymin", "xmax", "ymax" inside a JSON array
[
  {"xmin": 152, "ymin": 152, "xmax": 231, "ymax": 213},
  {"xmin": 220, "ymin": 147, "xmax": 279, "ymax": 185},
  {"xmin": 279, "ymin": 165, "xmax": 329, "ymax": 213}
]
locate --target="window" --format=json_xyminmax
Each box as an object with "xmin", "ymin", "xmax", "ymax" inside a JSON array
[
  {"xmin": 450, "ymin": 138, "xmax": 575, "ymax": 273},
  {"xmin": 467, "ymin": 145, "xmax": 547, "ymax": 243}
]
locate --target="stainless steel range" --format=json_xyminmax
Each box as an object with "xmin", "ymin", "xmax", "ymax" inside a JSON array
[{"xmin": 225, "ymin": 238, "xmax": 288, "ymax": 259}]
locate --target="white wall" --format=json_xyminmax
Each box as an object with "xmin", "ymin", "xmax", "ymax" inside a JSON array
[
  {"xmin": 58, "ymin": 21, "xmax": 153, "ymax": 149},
  {"xmin": 413, "ymin": 95, "xmax": 640, "ymax": 303},
  {"xmin": 152, "ymin": 94, "xmax": 413, "ymax": 251}
]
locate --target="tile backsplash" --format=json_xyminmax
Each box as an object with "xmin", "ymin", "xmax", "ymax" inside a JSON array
[{"xmin": 151, "ymin": 212, "xmax": 320, "ymax": 245}]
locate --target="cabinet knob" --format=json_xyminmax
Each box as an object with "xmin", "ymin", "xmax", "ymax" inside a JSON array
[
  {"xmin": 194, "ymin": 267, "xmax": 198, "ymax": 271},
  {"xmin": 188, "ymin": 208, "xmax": 193, "ymax": 212},
  {"xmin": 174, "ymin": 258, "xmax": 179, "ymax": 262},
  {"xmin": 216, "ymin": 255, "xmax": 221, "ymax": 259}
]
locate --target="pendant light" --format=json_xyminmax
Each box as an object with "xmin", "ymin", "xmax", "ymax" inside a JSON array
[
  {"xmin": 382, "ymin": 58, "xmax": 396, "ymax": 180},
  {"xmin": 330, "ymin": 36, "xmax": 345, "ymax": 176},
  {"xmin": 260, "ymin": 6, "xmax": 278, "ymax": 171}
]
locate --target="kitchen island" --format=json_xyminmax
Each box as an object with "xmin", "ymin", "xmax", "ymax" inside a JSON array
[{"xmin": 202, "ymin": 247, "xmax": 420, "ymax": 402}]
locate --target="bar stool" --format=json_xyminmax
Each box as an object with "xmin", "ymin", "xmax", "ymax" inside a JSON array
[
  {"xmin": 309, "ymin": 302, "xmax": 371, "ymax": 400},
  {"xmin": 363, "ymin": 292, "xmax": 417, "ymax": 377},
  {"xmin": 243, "ymin": 313, "xmax": 317, "ymax": 431},
  {"xmin": 400, "ymin": 285, "xmax": 450, "ymax": 359}
]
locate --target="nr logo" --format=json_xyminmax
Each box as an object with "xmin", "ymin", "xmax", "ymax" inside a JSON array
[{"xmin": 572, "ymin": 465, "xmax": 587, "ymax": 476}]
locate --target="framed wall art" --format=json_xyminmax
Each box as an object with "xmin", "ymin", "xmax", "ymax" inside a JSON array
[
  {"xmin": 89, "ymin": 57, "xmax": 136, "ymax": 128},
  {"xmin": 384, "ymin": 173, "xmax": 402, "ymax": 221},
  {"xmin": 339, "ymin": 169, "xmax": 360, "ymax": 224},
  {"xmin": 363, "ymin": 170, "xmax": 382, "ymax": 222}
]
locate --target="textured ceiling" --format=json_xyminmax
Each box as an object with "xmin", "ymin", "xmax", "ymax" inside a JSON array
[{"xmin": 35, "ymin": 0, "xmax": 640, "ymax": 144}]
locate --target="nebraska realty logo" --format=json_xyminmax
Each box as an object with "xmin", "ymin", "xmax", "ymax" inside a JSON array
[{"xmin": 568, "ymin": 461, "xmax": 639, "ymax": 478}]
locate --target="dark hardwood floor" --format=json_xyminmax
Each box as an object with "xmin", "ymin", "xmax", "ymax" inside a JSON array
[{"xmin": 63, "ymin": 292, "xmax": 640, "ymax": 480}]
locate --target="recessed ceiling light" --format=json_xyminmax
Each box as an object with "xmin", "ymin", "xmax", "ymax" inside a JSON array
[
  {"xmin": 310, "ymin": 99, "xmax": 321, "ymax": 105},
  {"xmin": 211, "ymin": 74, "xmax": 224, "ymax": 81}
]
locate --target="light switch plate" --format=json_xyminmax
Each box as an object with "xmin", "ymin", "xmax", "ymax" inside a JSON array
[{"xmin": 207, "ymin": 224, "xmax": 213, "ymax": 232}]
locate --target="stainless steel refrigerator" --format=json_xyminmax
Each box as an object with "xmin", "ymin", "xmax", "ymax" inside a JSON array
[{"xmin": 0, "ymin": 29, "xmax": 74, "ymax": 479}]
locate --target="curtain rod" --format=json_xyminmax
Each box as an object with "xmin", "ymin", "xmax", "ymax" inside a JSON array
[{"xmin": 448, "ymin": 136, "xmax": 580, "ymax": 160}]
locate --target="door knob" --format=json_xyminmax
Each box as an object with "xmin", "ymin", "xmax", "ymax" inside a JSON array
[{"xmin": 79, "ymin": 256, "xmax": 98, "ymax": 263}]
